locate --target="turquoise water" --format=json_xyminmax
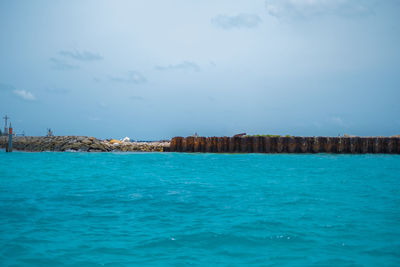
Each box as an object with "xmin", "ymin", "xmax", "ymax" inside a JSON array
[{"xmin": 0, "ymin": 151, "xmax": 399, "ymax": 266}]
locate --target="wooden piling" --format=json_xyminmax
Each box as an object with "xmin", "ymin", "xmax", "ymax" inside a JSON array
[{"xmin": 168, "ymin": 136, "xmax": 400, "ymax": 154}]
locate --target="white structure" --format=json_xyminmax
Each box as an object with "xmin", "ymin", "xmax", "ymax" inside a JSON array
[{"xmin": 121, "ymin": 137, "xmax": 130, "ymax": 143}]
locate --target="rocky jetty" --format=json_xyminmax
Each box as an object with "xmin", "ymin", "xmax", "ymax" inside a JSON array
[
  {"xmin": 170, "ymin": 136, "xmax": 400, "ymax": 154},
  {"xmin": 0, "ymin": 136, "xmax": 170, "ymax": 152}
]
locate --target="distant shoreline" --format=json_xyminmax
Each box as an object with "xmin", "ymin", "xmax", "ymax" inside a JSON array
[{"xmin": 1, "ymin": 135, "xmax": 400, "ymax": 154}]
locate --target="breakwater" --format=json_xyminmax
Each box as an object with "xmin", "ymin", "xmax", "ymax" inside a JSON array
[
  {"xmin": 0, "ymin": 136, "xmax": 170, "ymax": 152},
  {"xmin": 170, "ymin": 136, "xmax": 400, "ymax": 154},
  {"xmin": 2, "ymin": 136, "xmax": 399, "ymax": 153}
]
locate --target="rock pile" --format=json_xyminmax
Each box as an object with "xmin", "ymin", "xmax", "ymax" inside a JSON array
[{"xmin": 0, "ymin": 136, "xmax": 170, "ymax": 152}]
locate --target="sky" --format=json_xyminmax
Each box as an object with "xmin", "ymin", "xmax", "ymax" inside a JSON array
[{"xmin": 0, "ymin": 0, "xmax": 399, "ymax": 140}]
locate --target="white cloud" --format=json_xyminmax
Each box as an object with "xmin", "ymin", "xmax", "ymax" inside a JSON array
[
  {"xmin": 110, "ymin": 71, "xmax": 147, "ymax": 84},
  {"xmin": 97, "ymin": 102, "xmax": 108, "ymax": 109},
  {"xmin": 59, "ymin": 49, "xmax": 103, "ymax": 61},
  {"xmin": 155, "ymin": 61, "xmax": 201, "ymax": 72},
  {"xmin": 212, "ymin": 14, "xmax": 262, "ymax": 29},
  {"xmin": 50, "ymin": 58, "xmax": 79, "ymax": 70},
  {"xmin": 265, "ymin": 0, "xmax": 374, "ymax": 18},
  {"xmin": 130, "ymin": 96, "xmax": 145, "ymax": 101},
  {"xmin": 13, "ymin": 90, "xmax": 36, "ymax": 101},
  {"xmin": 88, "ymin": 116, "xmax": 101, "ymax": 121},
  {"xmin": 330, "ymin": 116, "xmax": 346, "ymax": 127}
]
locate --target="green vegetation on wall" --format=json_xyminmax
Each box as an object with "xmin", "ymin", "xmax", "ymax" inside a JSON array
[{"xmin": 246, "ymin": 134, "xmax": 291, "ymax": 138}]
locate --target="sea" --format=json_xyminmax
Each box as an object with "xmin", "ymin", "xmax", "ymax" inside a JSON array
[{"xmin": 0, "ymin": 151, "xmax": 399, "ymax": 266}]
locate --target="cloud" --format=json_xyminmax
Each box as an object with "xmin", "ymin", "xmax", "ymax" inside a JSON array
[
  {"xmin": 13, "ymin": 89, "xmax": 36, "ymax": 101},
  {"xmin": 97, "ymin": 102, "xmax": 108, "ymax": 109},
  {"xmin": 155, "ymin": 61, "xmax": 201, "ymax": 72},
  {"xmin": 130, "ymin": 96, "xmax": 145, "ymax": 101},
  {"xmin": 265, "ymin": 0, "xmax": 374, "ymax": 19},
  {"xmin": 1, "ymin": 83, "xmax": 37, "ymax": 101},
  {"xmin": 211, "ymin": 14, "xmax": 262, "ymax": 29},
  {"xmin": 331, "ymin": 116, "xmax": 344, "ymax": 125},
  {"xmin": 110, "ymin": 71, "xmax": 147, "ymax": 84},
  {"xmin": 50, "ymin": 58, "xmax": 79, "ymax": 70},
  {"xmin": 88, "ymin": 116, "xmax": 101, "ymax": 121},
  {"xmin": 59, "ymin": 49, "xmax": 103, "ymax": 61},
  {"xmin": 329, "ymin": 116, "xmax": 348, "ymax": 128}
]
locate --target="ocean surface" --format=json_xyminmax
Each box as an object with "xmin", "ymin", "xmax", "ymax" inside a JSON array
[{"xmin": 0, "ymin": 151, "xmax": 399, "ymax": 266}]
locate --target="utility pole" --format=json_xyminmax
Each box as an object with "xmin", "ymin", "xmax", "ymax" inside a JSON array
[
  {"xmin": 6, "ymin": 122, "xmax": 13, "ymax": 152},
  {"xmin": 3, "ymin": 115, "xmax": 9, "ymax": 136}
]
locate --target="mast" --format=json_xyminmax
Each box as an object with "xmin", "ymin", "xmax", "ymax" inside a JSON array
[{"xmin": 3, "ymin": 115, "xmax": 9, "ymax": 136}]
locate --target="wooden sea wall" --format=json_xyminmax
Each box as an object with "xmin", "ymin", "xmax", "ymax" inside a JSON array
[{"xmin": 169, "ymin": 136, "xmax": 400, "ymax": 154}]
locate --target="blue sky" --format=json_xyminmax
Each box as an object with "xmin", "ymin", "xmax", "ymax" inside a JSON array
[{"xmin": 0, "ymin": 0, "xmax": 399, "ymax": 139}]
